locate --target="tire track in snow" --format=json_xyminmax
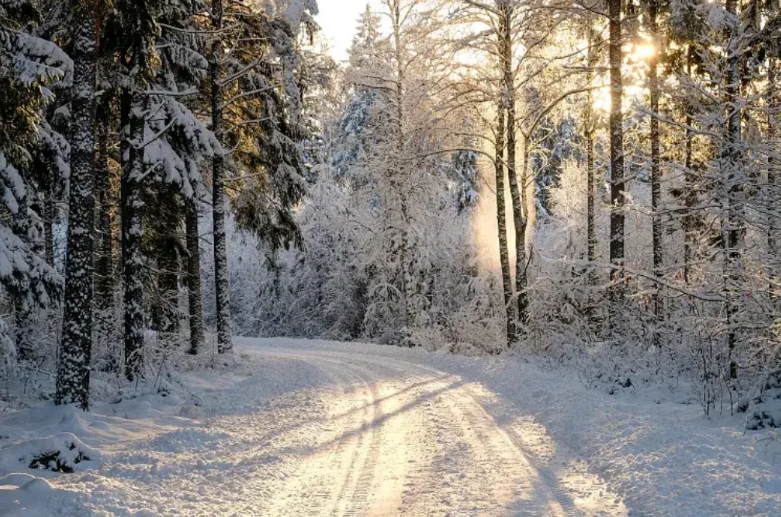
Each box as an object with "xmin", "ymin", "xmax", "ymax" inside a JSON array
[
  {"xmin": 327, "ymin": 362, "xmax": 380, "ymax": 517},
  {"xmin": 307, "ymin": 351, "xmax": 625, "ymax": 516},
  {"xmin": 444, "ymin": 387, "xmax": 569, "ymax": 516},
  {"xmin": 257, "ymin": 350, "xmax": 435, "ymax": 516},
  {"xmin": 264, "ymin": 358, "xmax": 375, "ymax": 516},
  {"xmin": 245, "ymin": 344, "xmax": 627, "ymax": 517}
]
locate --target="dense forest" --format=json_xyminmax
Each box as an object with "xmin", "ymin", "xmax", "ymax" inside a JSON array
[{"xmin": 1, "ymin": 0, "xmax": 780, "ymax": 427}]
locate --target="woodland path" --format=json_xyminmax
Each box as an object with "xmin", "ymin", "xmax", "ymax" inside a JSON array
[
  {"xmin": 48, "ymin": 339, "xmax": 627, "ymax": 516},
  {"xmin": 236, "ymin": 340, "xmax": 626, "ymax": 517}
]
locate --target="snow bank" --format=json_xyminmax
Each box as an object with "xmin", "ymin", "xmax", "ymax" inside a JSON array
[
  {"xmin": 0, "ymin": 432, "xmax": 101, "ymax": 475},
  {"xmin": 0, "ymin": 392, "xmax": 199, "ymax": 515},
  {"xmin": 0, "ymin": 473, "xmax": 85, "ymax": 517}
]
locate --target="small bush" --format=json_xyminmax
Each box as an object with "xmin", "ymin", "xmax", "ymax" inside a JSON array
[{"xmin": 27, "ymin": 442, "xmax": 92, "ymax": 473}]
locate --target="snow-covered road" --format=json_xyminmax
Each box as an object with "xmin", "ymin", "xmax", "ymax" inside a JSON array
[
  {"xmin": 5, "ymin": 337, "xmax": 781, "ymax": 516},
  {"xmin": 1, "ymin": 338, "xmax": 629, "ymax": 516},
  {"xmin": 6, "ymin": 337, "xmax": 781, "ymax": 516},
  {"xmin": 248, "ymin": 345, "xmax": 626, "ymax": 516}
]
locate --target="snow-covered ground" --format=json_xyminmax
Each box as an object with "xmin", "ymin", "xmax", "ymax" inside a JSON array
[{"xmin": 1, "ymin": 338, "xmax": 780, "ymax": 516}]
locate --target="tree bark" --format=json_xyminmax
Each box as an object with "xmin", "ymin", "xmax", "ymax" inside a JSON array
[
  {"xmin": 768, "ymin": 58, "xmax": 778, "ymax": 271},
  {"xmin": 156, "ymin": 230, "xmax": 180, "ymax": 338},
  {"xmin": 501, "ymin": 2, "xmax": 528, "ymax": 338},
  {"xmin": 122, "ymin": 91, "xmax": 146, "ymax": 381},
  {"xmin": 723, "ymin": 0, "xmax": 742, "ymax": 380},
  {"xmin": 94, "ymin": 117, "xmax": 114, "ymax": 313},
  {"xmin": 608, "ymin": 0, "xmax": 625, "ymax": 286},
  {"xmin": 494, "ymin": 98, "xmax": 515, "ymax": 345},
  {"xmin": 585, "ymin": 23, "xmax": 597, "ymax": 286},
  {"xmin": 211, "ymin": 0, "xmax": 232, "ymax": 354},
  {"xmin": 648, "ymin": 0, "xmax": 663, "ymax": 339},
  {"xmin": 56, "ymin": 0, "xmax": 97, "ymax": 410},
  {"xmin": 389, "ymin": 0, "xmax": 415, "ymax": 339},
  {"xmin": 683, "ymin": 47, "xmax": 696, "ymax": 285},
  {"xmin": 186, "ymin": 198, "xmax": 204, "ymax": 354}
]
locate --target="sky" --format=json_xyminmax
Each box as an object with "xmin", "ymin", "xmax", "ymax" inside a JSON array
[{"xmin": 314, "ymin": 0, "xmax": 381, "ymax": 62}]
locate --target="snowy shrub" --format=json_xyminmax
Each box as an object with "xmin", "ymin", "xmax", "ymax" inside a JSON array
[{"xmin": 1, "ymin": 433, "xmax": 101, "ymax": 474}]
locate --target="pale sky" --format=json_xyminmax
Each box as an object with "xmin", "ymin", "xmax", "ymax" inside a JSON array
[{"xmin": 314, "ymin": 0, "xmax": 381, "ymax": 62}]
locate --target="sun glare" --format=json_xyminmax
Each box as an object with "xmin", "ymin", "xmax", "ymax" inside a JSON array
[{"xmin": 631, "ymin": 43, "xmax": 656, "ymax": 62}]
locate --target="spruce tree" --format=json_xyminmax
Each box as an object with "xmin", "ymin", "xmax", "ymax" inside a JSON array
[
  {"xmin": 210, "ymin": 0, "xmax": 231, "ymax": 354},
  {"xmin": 113, "ymin": 0, "xmax": 217, "ymax": 375},
  {"xmin": 57, "ymin": 0, "xmax": 99, "ymax": 408},
  {"xmin": 210, "ymin": 0, "xmax": 317, "ymax": 353}
]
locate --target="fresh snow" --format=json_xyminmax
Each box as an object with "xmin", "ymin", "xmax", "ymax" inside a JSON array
[
  {"xmin": 0, "ymin": 432, "xmax": 101, "ymax": 475},
  {"xmin": 1, "ymin": 338, "xmax": 779, "ymax": 516}
]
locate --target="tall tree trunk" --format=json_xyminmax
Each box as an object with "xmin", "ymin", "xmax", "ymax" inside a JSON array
[
  {"xmin": 586, "ymin": 26, "xmax": 596, "ymax": 280},
  {"xmin": 94, "ymin": 117, "xmax": 114, "ymax": 313},
  {"xmin": 683, "ymin": 47, "xmax": 697, "ymax": 285},
  {"xmin": 122, "ymin": 92, "xmax": 146, "ymax": 381},
  {"xmin": 495, "ymin": 99, "xmax": 515, "ymax": 345},
  {"xmin": 186, "ymin": 198, "xmax": 204, "ymax": 354},
  {"xmin": 768, "ymin": 58, "xmax": 778, "ymax": 275},
  {"xmin": 608, "ymin": 0, "xmax": 625, "ymax": 287},
  {"xmin": 390, "ymin": 0, "xmax": 415, "ymax": 340},
  {"xmin": 723, "ymin": 0, "xmax": 743, "ymax": 380},
  {"xmin": 501, "ymin": 3, "xmax": 528, "ymax": 338},
  {"xmin": 156, "ymin": 250, "xmax": 180, "ymax": 337},
  {"xmin": 648, "ymin": 0, "xmax": 663, "ymax": 340},
  {"xmin": 154, "ymin": 195, "xmax": 181, "ymax": 338},
  {"xmin": 56, "ymin": 1, "xmax": 97, "ymax": 410},
  {"xmin": 211, "ymin": 0, "xmax": 232, "ymax": 354}
]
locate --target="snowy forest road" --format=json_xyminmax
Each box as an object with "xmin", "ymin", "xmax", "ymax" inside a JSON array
[
  {"xmin": 239, "ymin": 340, "xmax": 626, "ymax": 517},
  {"xmin": 25, "ymin": 339, "xmax": 627, "ymax": 516}
]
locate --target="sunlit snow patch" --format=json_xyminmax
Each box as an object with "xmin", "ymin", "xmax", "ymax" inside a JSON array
[{"xmin": 0, "ymin": 473, "xmax": 84, "ymax": 517}]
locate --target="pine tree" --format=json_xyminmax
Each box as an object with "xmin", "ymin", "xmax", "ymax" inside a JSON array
[
  {"xmin": 147, "ymin": 0, "xmax": 220, "ymax": 351},
  {"xmin": 148, "ymin": 187, "xmax": 184, "ymax": 339},
  {"xmin": 56, "ymin": 0, "xmax": 99, "ymax": 408},
  {"xmin": 186, "ymin": 197, "xmax": 204, "ymax": 354},
  {"xmin": 333, "ymin": 6, "xmax": 386, "ymax": 182},
  {"xmin": 112, "ymin": 0, "xmax": 218, "ymax": 375},
  {"xmin": 1, "ymin": 1, "xmax": 66, "ymax": 378},
  {"xmin": 210, "ymin": 0, "xmax": 231, "ymax": 354},
  {"xmin": 115, "ymin": 0, "xmax": 155, "ymax": 380}
]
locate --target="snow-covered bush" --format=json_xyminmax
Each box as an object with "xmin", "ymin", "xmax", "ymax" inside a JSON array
[{"xmin": 0, "ymin": 433, "xmax": 101, "ymax": 474}]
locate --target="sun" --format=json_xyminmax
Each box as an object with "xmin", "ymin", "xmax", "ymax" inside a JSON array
[{"xmin": 632, "ymin": 43, "xmax": 657, "ymax": 62}]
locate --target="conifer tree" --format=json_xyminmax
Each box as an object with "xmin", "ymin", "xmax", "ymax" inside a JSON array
[
  {"xmin": 57, "ymin": 0, "xmax": 99, "ymax": 408},
  {"xmin": 209, "ymin": 0, "xmax": 317, "ymax": 354}
]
